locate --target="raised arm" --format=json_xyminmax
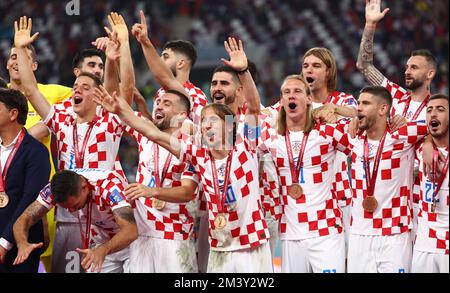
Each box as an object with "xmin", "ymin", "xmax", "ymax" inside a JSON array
[
  {"xmin": 106, "ymin": 12, "xmax": 135, "ymax": 105},
  {"xmin": 14, "ymin": 16, "xmax": 51, "ymax": 118},
  {"xmin": 100, "ymin": 32, "xmax": 121, "ymax": 97},
  {"xmin": 131, "ymin": 11, "xmax": 187, "ymax": 95},
  {"xmin": 75, "ymin": 206, "xmax": 137, "ymax": 273},
  {"xmin": 222, "ymin": 37, "xmax": 261, "ymax": 126},
  {"xmin": 356, "ymin": 0, "xmax": 390, "ymax": 86},
  {"xmin": 12, "ymin": 201, "xmax": 49, "ymax": 266},
  {"xmin": 93, "ymin": 85, "xmax": 181, "ymax": 158}
]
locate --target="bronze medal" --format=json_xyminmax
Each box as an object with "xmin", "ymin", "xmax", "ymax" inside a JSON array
[
  {"xmin": 152, "ymin": 198, "xmax": 166, "ymax": 210},
  {"xmin": 362, "ymin": 196, "xmax": 378, "ymax": 213},
  {"xmin": 214, "ymin": 213, "xmax": 227, "ymax": 230},
  {"xmin": 288, "ymin": 183, "xmax": 303, "ymax": 200},
  {"xmin": 431, "ymin": 202, "xmax": 436, "ymax": 213},
  {"xmin": 0, "ymin": 191, "xmax": 9, "ymax": 208}
]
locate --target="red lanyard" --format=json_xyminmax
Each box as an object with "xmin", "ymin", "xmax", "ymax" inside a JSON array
[
  {"xmin": 153, "ymin": 145, "xmax": 173, "ymax": 187},
  {"xmin": 363, "ymin": 129, "xmax": 388, "ymax": 197},
  {"xmin": 285, "ymin": 131, "xmax": 309, "ymax": 184},
  {"xmin": 77, "ymin": 195, "xmax": 93, "ymax": 249},
  {"xmin": 210, "ymin": 150, "xmax": 234, "ymax": 213},
  {"xmin": 0, "ymin": 129, "xmax": 26, "ymax": 192},
  {"xmin": 402, "ymin": 95, "xmax": 430, "ymax": 121},
  {"xmin": 431, "ymin": 146, "xmax": 449, "ymax": 206},
  {"xmin": 73, "ymin": 119, "xmax": 98, "ymax": 168}
]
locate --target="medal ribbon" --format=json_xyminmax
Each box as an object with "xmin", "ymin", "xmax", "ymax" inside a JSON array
[
  {"xmin": 153, "ymin": 145, "xmax": 173, "ymax": 188},
  {"xmin": 210, "ymin": 150, "xmax": 234, "ymax": 214},
  {"xmin": 73, "ymin": 118, "xmax": 98, "ymax": 168},
  {"xmin": 285, "ymin": 131, "xmax": 309, "ymax": 184},
  {"xmin": 77, "ymin": 194, "xmax": 93, "ymax": 249},
  {"xmin": 0, "ymin": 129, "xmax": 26, "ymax": 192},
  {"xmin": 401, "ymin": 94, "xmax": 430, "ymax": 121},
  {"xmin": 363, "ymin": 128, "xmax": 388, "ymax": 198}
]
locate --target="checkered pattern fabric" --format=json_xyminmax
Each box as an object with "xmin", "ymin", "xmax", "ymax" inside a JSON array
[
  {"xmin": 266, "ymin": 123, "xmax": 350, "ymax": 240},
  {"xmin": 414, "ymin": 145, "xmax": 449, "ymax": 255},
  {"xmin": 44, "ymin": 102, "xmax": 124, "ymax": 171},
  {"xmin": 267, "ymin": 92, "xmax": 356, "ymax": 208},
  {"xmin": 180, "ymin": 122, "xmax": 269, "ymax": 251},
  {"xmin": 154, "ymin": 81, "xmax": 208, "ymax": 126},
  {"xmin": 382, "ymin": 78, "xmax": 429, "ymax": 208},
  {"xmin": 338, "ymin": 122, "xmax": 428, "ymax": 236},
  {"xmin": 125, "ymin": 120, "xmax": 197, "ymax": 241},
  {"xmin": 37, "ymin": 169, "xmax": 130, "ymax": 247},
  {"xmin": 382, "ymin": 78, "xmax": 427, "ymax": 122}
]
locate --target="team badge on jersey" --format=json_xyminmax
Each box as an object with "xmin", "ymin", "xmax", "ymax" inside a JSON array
[{"xmin": 109, "ymin": 189, "xmax": 124, "ymax": 204}]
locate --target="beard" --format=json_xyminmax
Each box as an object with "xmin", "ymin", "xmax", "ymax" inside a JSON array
[
  {"xmin": 358, "ymin": 115, "xmax": 376, "ymax": 131},
  {"xmin": 225, "ymin": 94, "xmax": 236, "ymax": 106},
  {"xmin": 155, "ymin": 117, "xmax": 171, "ymax": 131},
  {"xmin": 405, "ymin": 78, "xmax": 425, "ymax": 91}
]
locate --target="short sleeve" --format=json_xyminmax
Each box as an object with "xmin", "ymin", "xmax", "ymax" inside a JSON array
[{"xmin": 36, "ymin": 183, "xmax": 55, "ymax": 210}]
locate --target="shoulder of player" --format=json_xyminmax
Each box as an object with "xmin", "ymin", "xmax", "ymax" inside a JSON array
[{"xmin": 37, "ymin": 83, "xmax": 72, "ymax": 102}]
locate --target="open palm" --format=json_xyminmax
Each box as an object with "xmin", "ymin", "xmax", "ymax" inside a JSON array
[
  {"xmin": 14, "ymin": 16, "xmax": 39, "ymax": 48},
  {"xmin": 106, "ymin": 12, "xmax": 129, "ymax": 42},
  {"xmin": 365, "ymin": 0, "xmax": 390, "ymax": 24},
  {"xmin": 221, "ymin": 37, "xmax": 248, "ymax": 72}
]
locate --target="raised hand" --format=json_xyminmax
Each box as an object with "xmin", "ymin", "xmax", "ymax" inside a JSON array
[
  {"xmin": 365, "ymin": 0, "xmax": 390, "ymax": 25},
  {"xmin": 131, "ymin": 10, "xmax": 149, "ymax": 44},
  {"xmin": 105, "ymin": 31, "xmax": 121, "ymax": 61},
  {"xmin": 76, "ymin": 246, "xmax": 107, "ymax": 273},
  {"xmin": 91, "ymin": 37, "xmax": 109, "ymax": 52},
  {"xmin": 106, "ymin": 12, "xmax": 129, "ymax": 42},
  {"xmin": 93, "ymin": 85, "xmax": 126, "ymax": 115},
  {"xmin": 221, "ymin": 37, "xmax": 248, "ymax": 72},
  {"xmin": 14, "ymin": 16, "xmax": 40, "ymax": 48},
  {"xmin": 12, "ymin": 242, "xmax": 44, "ymax": 266}
]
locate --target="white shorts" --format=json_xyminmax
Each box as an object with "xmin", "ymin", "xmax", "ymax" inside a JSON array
[
  {"xmin": 348, "ymin": 233, "xmax": 412, "ymax": 273},
  {"xmin": 129, "ymin": 236, "xmax": 197, "ymax": 273},
  {"xmin": 281, "ymin": 233, "xmax": 345, "ymax": 273},
  {"xmin": 207, "ymin": 242, "xmax": 273, "ymax": 273},
  {"xmin": 52, "ymin": 222, "xmax": 83, "ymax": 273},
  {"xmin": 411, "ymin": 250, "xmax": 449, "ymax": 273},
  {"xmin": 197, "ymin": 213, "xmax": 210, "ymax": 273},
  {"xmin": 94, "ymin": 247, "xmax": 130, "ymax": 273}
]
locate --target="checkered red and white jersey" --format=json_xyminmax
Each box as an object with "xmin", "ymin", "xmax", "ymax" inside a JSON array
[
  {"xmin": 154, "ymin": 81, "xmax": 208, "ymax": 126},
  {"xmin": 313, "ymin": 91, "xmax": 356, "ymax": 207},
  {"xmin": 339, "ymin": 122, "xmax": 428, "ymax": 236},
  {"xmin": 44, "ymin": 101, "xmax": 124, "ymax": 171},
  {"xmin": 382, "ymin": 78, "xmax": 427, "ymax": 123},
  {"xmin": 179, "ymin": 122, "xmax": 270, "ymax": 251},
  {"xmin": 415, "ymin": 145, "xmax": 449, "ymax": 255},
  {"xmin": 266, "ymin": 124, "xmax": 351, "ymax": 240},
  {"xmin": 37, "ymin": 169, "xmax": 130, "ymax": 247},
  {"xmin": 125, "ymin": 120, "xmax": 198, "ymax": 241},
  {"xmin": 382, "ymin": 78, "xmax": 428, "ymax": 206},
  {"xmin": 44, "ymin": 101, "xmax": 126, "ymax": 223},
  {"xmin": 266, "ymin": 92, "xmax": 355, "ymax": 207}
]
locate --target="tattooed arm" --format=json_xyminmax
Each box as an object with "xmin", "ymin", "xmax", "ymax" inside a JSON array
[
  {"xmin": 75, "ymin": 206, "xmax": 137, "ymax": 273},
  {"xmin": 356, "ymin": 0, "xmax": 390, "ymax": 86},
  {"xmin": 12, "ymin": 201, "xmax": 49, "ymax": 265}
]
